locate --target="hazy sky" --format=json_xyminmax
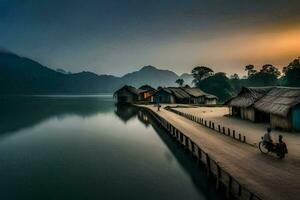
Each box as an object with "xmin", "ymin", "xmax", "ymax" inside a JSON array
[{"xmin": 1, "ymin": 0, "xmax": 300, "ymax": 76}]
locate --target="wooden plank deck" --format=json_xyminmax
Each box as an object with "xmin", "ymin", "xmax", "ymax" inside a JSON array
[{"xmin": 139, "ymin": 104, "xmax": 300, "ymax": 200}]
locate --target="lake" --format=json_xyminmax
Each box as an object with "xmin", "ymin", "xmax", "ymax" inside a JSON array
[{"xmin": 0, "ymin": 95, "xmax": 223, "ymax": 200}]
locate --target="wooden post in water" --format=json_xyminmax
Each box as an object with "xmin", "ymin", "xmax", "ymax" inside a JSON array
[
  {"xmin": 233, "ymin": 130, "xmax": 236, "ymax": 139},
  {"xmin": 216, "ymin": 165, "xmax": 221, "ymax": 189},
  {"xmin": 227, "ymin": 176, "xmax": 233, "ymax": 199},
  {"xmin": 206, "ymin": 153, "xmax": 211, "ymax": 175},
  {"xmin": 238, "ymin": 184, "xmax": 242, "ymax": 197},
  {"xmin": 228, "ymin": 128, "xmax": 231, "ymax": 136},
  {"xmin": 197, "ymin": 147, "xmax": 202, "ymax": 164},
  {"xmin": 191, "ymin": 141, "xmax": 195, "ymax": 154},
  {"xmin": 185, "ymin": 136, "xmax": 189, "ymax": 150}
]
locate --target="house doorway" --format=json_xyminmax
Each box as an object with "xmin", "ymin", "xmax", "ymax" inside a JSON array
[{"xmin": 255, "ymin": 110, "xmax": 270, "ymax": 123}]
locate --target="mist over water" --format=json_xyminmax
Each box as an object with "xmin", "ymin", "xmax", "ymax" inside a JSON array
[{"xmin": 0, "ymin": 95, "xmax": 223, "ymax": 200}]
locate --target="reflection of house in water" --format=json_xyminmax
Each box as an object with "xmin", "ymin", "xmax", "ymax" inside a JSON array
[
  {"xmin": 114, "ymin": 105, "xmax": 139, "ymax": 123},
  {"xmin": 137, "ymin": 109, "xmax": 222, "ymax": 200},
  {"xmin": 227, "ymin": 86, "xmax": 300, "ymax": 131},
  {"xmin": 137, "ymin": 110, "xmax": 150, "ymax": 127}
]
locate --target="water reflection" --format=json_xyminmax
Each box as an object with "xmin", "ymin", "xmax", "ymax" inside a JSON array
[
  {"xmin": 135, "ymin": 109, "xmax": 223, "ymax": 200},
  {"xmin": 0, "ymin": 95, "xmax": 113, "ymax": 135},
  {"xmin": 114, "ymin": 104, "xmax": 139, "ymax": 123},
  {"xmin": 114, "ymin": 105, "xmax": 222, "ymax": 199},
  {"xmin": 0, "ymin": 96, "xmax": 223, "ymax": 200}
]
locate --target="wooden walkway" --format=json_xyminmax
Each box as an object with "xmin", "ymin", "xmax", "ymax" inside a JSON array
[{"xmin": 139, "ymin": 105, "xmax": 300, "ymax": 200}]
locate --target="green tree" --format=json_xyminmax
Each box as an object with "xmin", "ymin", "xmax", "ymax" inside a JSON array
[
  {"xmin": 282, "ymin": 57, "xmax": 300, "ymax": 87},
  {"xmin": 261, "ymin": 64, "xmax": 281, "ymax": 77},
  {"xmin": 247, "ymin": 64, "xmax": 280, "ymax": 86},
  {"xmin": 244, "ymin": 64, "xmax": 257, "ymax": 77},
  {"xmin": 175, "ymin": 78, "xmax": 184, "ymax": 87},
  {"xmin": 198, "ymin": 72, "xmax": 235, "ymax": 103},
  {"xmin": 230, "ymin": 73, "xmax": 239, "ymax": 80},
  {"xmin": 230, "ymin": 73, "xmax": 242, "ymax": 93},
  {"xmin": 191, "ymin": 66, "xmax": 214, "ymax": 87}
]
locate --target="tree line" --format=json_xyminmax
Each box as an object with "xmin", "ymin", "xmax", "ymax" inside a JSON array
[{"xmin": 175, "ymin": 57, "xmax": 300, "ymax": 102}]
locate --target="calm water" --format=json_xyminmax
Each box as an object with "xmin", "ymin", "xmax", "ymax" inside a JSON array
[{"xmin": 0, "ymin": 95, "xmax": 223, "ymax": 200}]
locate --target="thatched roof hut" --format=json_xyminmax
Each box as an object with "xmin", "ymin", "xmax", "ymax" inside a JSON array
[
  {"xmin": 114, "ymin": 85, "xmax": 146, "ymax": 103},
  {"xmin": 254, "ymin": 87, "xmax": 300, "ymax": 117},
  {"xmin": 139, "ymin": 85, "xmax": 156, "ymax": 93},
  {"xmin": 114, "ymin": 85, "xmax": 145, "ymax": 96},
  {"xmin": 181, "ymin": 87, "xmax": 206, "ymax": 97},
  {"xmin": 227, "ymin": 87, "xmax": 272, "ymax": 108},
  {"xmin": 165, "ymin": 87, "xmax": 191, "ymax": 99}
]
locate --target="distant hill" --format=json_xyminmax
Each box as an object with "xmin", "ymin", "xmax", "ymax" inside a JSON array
[
  {"xmin": 121, "ymin": 65, "xmax": 188, "ymax": 88},
  {"xmin": 179, "ymin": 73, "xmax": 194, "ymax": 86},
  {"xmin": 0, "ymin": 51, "xmax": 193, "ymax": 94}
]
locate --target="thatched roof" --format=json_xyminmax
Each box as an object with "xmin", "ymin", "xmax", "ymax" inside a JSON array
[
  {"xmin": 205, "ymin": 94, "xmax": 218, "ymax": 99},
  {"xmin": 153, "ymin": 87, "xmax": 218, "ymax": 100},
  {"xmin": 114, "ymin": 85, "xmax": 145, "ymax": 96},
  {"xmin": 166, "ymin": 87, "xmax": 191, "ymax": 99},
  {"xmin": 139, "ymin": 84, "xmax": 156, "ymax": 92},
  {"xmin": 227, "ymin": 87, "xmax": 272, "ymax": 108},
  {"xmin": 181, "ymin": 87, "xmax": 206, "ymax": 97},
  {"xmin": 254, "ymin": 87, "xmax": 300, "ymax": 117}
]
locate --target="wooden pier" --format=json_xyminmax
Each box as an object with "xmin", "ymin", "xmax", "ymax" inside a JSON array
[{"xmin": 138, "ymin": 105, "xmax": 300, "ymax": 200}]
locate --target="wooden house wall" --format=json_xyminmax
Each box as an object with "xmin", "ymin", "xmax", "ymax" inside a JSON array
[
  {"xmin": 270, "ymin": 114, "xmax": 292, "ymax": 131},
  {"xmin": 205, "ymin": 98, "xmax": 217, "ymax": 105},
  {"xmin": 241, "ymin": 107, "xmax": 255, "ymax": 122},
  {"xmin": 116, "ymin": 90, "xmax": 138, "ymax": 103},
  {"xmin": 193, "ymin": 96, "xmax": 205, "ymax": 104},
  {"xmin": 292, "ymin": 105, "xmax": 300, "ymax": 131},
  {"xmin": 153, "ymin": 91, "xmax": 173, "ymax": 103}
]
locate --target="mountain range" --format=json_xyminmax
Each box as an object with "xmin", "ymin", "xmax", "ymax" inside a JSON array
[{"xmin": 0, "ymin": 51, "xmax": 193, "ymax": 94}]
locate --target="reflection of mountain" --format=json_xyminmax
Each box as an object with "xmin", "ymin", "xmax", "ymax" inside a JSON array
[
  {"xmin": 114, "ymin": 105, "xmax": 139, "ymax": 123},
  {"xmin": 138, "ymin": 109, "xmax": 223, "ymax": 200},
  {"xmin": 0, "ymin": 96, "xmax": 114, "ymax": 135}
]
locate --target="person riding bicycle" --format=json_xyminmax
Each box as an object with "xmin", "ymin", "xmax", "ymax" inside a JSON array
[{"xmin": 263, "ymin": 128, "xmax": 274, "ymax": 151}]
